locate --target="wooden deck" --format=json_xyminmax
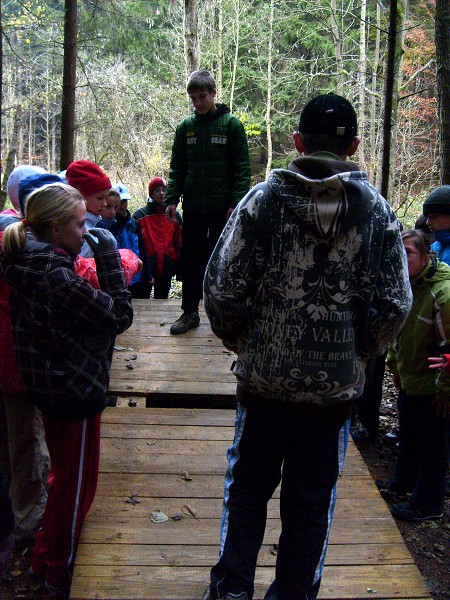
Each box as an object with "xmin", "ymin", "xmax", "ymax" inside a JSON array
[
  {"xmin": 70, "ymin": 300, "xmax": 430, "ymax": 600},
  {"xmin": 108, "ymin": 300, "xmax": 236, "ymax": 407}
]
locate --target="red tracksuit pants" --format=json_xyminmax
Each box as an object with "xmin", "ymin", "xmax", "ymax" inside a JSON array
[{"xmin": 31, "ymin": 413, "xmax": 101, "ymax": 588}]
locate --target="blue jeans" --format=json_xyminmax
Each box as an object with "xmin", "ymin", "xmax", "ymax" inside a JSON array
[
  {"xmin": 392, "ymin": 394, "xmax": 448, "ymax": 514},
  {"xmin": 209, "ymin": 388, "xmax": 350, "ymax": 600}
]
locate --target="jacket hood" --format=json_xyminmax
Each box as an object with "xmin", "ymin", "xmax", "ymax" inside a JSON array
[
  {"xmin": 194, "ymin": 103, "xmax": 230, "ymax": 123},
  {"xmin": 414, "ymin": 256, "xmax": 449, "ymax": 288},
  {"xmin": 267, "ymin": 156, "xmax": 376, "ymax": 239},
  {"xmin": 434, "ymin": 229, "xmax": 450, "ymax": 246}
]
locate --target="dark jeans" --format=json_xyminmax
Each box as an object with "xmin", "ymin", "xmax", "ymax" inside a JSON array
[
  {"xmin": 392, "ymin": 394, "xmax": 448, "ymax": 513},
  {"xmin": 150, "ymin": 274, "xmax": 173, "ymax": 299},
  {"xmin": 353, "ymin": 352, "xmax": 386, "ymax": 437},
  {"xmin": 209, "ymin": 388, "xmax": 351, "ymax": 600},
  {"xmin": 129, "ymin": 274, "xmax": 173, "ymax": 299},
  {"xmin": 180, "ymin": 211, "xmax": 227, "ymax": 314}
]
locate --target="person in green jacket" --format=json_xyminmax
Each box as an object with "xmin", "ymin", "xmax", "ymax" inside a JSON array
[
  {"xmin": 165, "ymin": 69, "xmax": 251, "ymax": 334},
  {"xmin": 381, "ymin": 229, "xmax": 450, "ymax": 522}
]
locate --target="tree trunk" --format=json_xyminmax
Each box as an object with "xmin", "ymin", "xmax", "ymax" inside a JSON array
[
  {"xmin": 229, "ymin": 0, "xmax": 241, "ymax": 113},
  {"xmin": 265, "ymin": 0, "xmax": 274, "ymax": 178},
  {"xmin": 370, "ymin": 1, "xmax": 381, "ymax": 185},
  {"xmin": 380, "ymin": 0, "xmax": 406, "ymax": 202},
  {"xmin": 331, "ymin": 0, "xmax": 344, "ymax": 95},
  {"xmin": 1, "ymin": 105, "xmax": 23, "ymax": 211},
  {"xmin": 435, "ymin": 0, "xmax": 450, "ymax": 184},
  {"xmin": 216, "ymin": 0, "xmax": 223, "ymax": 101},
  {"xmin": 185, "ymin": 0, "xmax": 199, "ymax": 78},
  {"xmin": 60, "ymin": 0, "xmax": 77, "ymax": 170},
  {"xmin": 357, "ymin": 0, "xmax": 367, "ymax": 167}
]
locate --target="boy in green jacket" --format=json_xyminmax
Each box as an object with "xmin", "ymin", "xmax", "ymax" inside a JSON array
[{"xmin": 165, "ymin": 70, "xmax": 251, "ymax": 334}]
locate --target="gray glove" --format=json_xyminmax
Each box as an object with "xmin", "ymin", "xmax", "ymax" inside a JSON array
[{"xmin": 83, "ymin": 227, "xmax": 117, "ymax": 254}]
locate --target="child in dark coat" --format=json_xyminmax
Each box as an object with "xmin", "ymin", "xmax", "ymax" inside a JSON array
[{"xmin": 1, "ymin": 183, "xmax": 133, "ymax": 599}]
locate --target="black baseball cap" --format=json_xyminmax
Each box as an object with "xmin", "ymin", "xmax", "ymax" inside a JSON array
[{"xmin": 299, "ymin": 93, "xmax": 357, "ymax": 137}]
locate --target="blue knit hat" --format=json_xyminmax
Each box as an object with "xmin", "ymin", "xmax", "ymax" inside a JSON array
[{"xmin": 18, "ymin": 173, "xmax": 64, "ymax": 216}]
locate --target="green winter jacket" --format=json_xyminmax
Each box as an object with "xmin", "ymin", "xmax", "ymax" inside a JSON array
[
  {"xmin": 164, "ymin": 104, "xmax": 251, "ymax": 214},
  {"xmin": 387, "ymin": 257, "xmax": 450, "ymax": 398}
]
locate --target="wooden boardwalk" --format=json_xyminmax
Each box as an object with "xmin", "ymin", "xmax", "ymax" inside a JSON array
[
  {"xmin": 108, "ymin": 300, "xmax": 236, "ymax": 406},
  {"xmin": 70, "ymin": 300, "xmax": 430, "ymax": 600}
]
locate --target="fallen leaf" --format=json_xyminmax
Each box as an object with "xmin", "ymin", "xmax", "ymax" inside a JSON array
[
  {"xmin": 366, "ymin": 588, "xmax": 377, "ymax": 593},
  {"xmin": 125, "ymin": 364, "xmax": 135, "ymax": 370},
  {"xmin": 114, "ymin": 345, "xmax": 127, "ymax": 351},
  {"xmin": 171, "ymin": 514, "xmax": 183, "ymax": 521},
  {"xmin": 181, "ymin": 470, "xmax": 193, "ymax": 481},
  {"xmin": 125, "ymin": 494, "xmax": 140, "ymax": 505},
  {"xmin": 151, "ymin": 510, "xmax": 169, "ymax": 523}
]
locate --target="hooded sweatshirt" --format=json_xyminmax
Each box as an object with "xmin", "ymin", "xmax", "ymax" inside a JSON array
[{"xmin": 204, "ymin": 155, "xmax": 412, "ymax": 406}]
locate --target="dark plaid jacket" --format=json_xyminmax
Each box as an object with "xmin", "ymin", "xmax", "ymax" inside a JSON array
[{"xmin": 1, "ymin": 240, "xmax": 133, "ymax": 420}]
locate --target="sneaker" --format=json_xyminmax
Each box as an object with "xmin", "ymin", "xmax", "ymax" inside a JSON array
[
  {"xmin": 170, "ymin": 311, "xmax": 200, "ymax": 335},
  {"xmin": 350, "ymin": 423, "xmax": 374, "ymax": 442},
  {"xmin": 384, "ymin": 427, "xmax": 400, "ymax": 444},
  {"xmin": 390, "ymin": 501, "xmax": 443, "ymax": 522},
  {"xmin": 202, "ymin": 588, "xmax": 248, "ymax": 600},
  {"xmin": 375, "ymin": 479, "xmax": 408, "ymax": 500}
]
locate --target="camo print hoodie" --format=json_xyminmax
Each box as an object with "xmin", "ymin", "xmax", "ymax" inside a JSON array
[{"xmin": 204, "ymin": 154, "xmax": 412, "ymax": 406}]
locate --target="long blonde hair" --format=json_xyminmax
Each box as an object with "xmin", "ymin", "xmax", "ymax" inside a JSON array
[{"xmin": 2, "ymin": 183, "xmax": 84, "ymax": 256}]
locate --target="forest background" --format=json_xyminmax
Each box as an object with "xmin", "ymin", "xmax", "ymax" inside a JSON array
[{"xmin": 0, "ymin": 0, "xmax": 440, "ymax": 225}]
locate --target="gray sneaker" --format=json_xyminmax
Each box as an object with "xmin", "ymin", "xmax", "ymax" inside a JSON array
[
  {"xmin": 202, "ymin": 589, "xmax": 248, "ymax": 600},
  {"xmin": 170, "ymin": 311, "xmax": 200, "ymax": 335}
]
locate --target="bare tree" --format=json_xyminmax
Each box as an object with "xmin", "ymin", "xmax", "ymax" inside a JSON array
[
  {"xmin": 380, "ymin": 0, "xmax": 406, "ymax": 201},
  {"xmin": 60, "ymin": 0, "xmax": 77, "ymax": 170},
  {"xmin": 435, "ymin": 0, "xmax": 450, "ymax": 184},
  {"xmin": 357, "ymin": 0, "xmax": 367, "ymax": 167},
  {"xmin": 265, "ymin": 0, "xmax": 274, "ymax": 177},
  {"xmin": 185, "ymin": 0, "xmax": 199, "ymax": 77}
]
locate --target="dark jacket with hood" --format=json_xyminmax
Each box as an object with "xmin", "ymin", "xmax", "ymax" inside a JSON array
[
  {"xmin": 1, "ymin": 241, "xmax": 133, "ymax": 420},
  {"xmin": 204, "ymin": 154, "xmax": 412, "ymax": 406},
  {"xmin": 164, "ymin": 103, "xmax": 251, "ymax": 214}
]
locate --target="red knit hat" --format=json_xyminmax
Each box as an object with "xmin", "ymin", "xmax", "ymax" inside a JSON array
[
  {"xmin": 148, "ymin": 177, "xmax": 167, "ymax": 197},
  {"xmin": 66, "ymin": 160, "xmax": 111, "ymax": 197}
]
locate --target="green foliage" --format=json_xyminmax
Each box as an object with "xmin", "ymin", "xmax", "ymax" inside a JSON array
[{"xmin": 1, "ymin": 0, "xmax": 439, "ymax": 220}]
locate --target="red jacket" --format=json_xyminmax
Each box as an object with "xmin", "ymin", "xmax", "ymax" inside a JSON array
[{"xmin": 137, "ymin": 211, "xmax": 181, "ymax": 278}]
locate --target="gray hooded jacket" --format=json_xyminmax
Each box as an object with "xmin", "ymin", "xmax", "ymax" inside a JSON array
[{"xmin": 204, "ymin": 155, "xmax": 412, "ymax": 406}]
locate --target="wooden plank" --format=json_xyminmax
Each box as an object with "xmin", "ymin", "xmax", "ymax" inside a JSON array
[
  {"xmin": 94, "ymin": 472, "xmax": 379, "ymax": 499},
  {"xmin": 99, "ymin": 424, "xmax": 236, "ymax": 441},
  {"xmin": 85, "ymin": 495, "xmax": 392, "ymax": 520},
  {"xmin": 108, "ymin": 379, "xmax": 237, "ymax": 397},
  {"xmin": 70, "ymin": 564, "xmax": 429, "ymax": 599},
  {"xmin": 78, "ymin": 516, "xmax": 404, "ymax": 546},
  {"xmin": 99, "ymin": 438, "xmax": 368, "ymax": 474},
  {"xmin": 75, "ymin": 542, "xmax": 415, "ymax": 567},
  {"xmin": 100, "ymin": 407, "xmax": 236, "ymax": 426}
]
